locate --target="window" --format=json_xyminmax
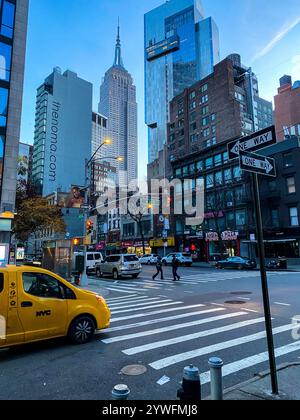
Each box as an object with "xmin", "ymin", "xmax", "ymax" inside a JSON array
[
  {"xmin": 0, "ymin": 87, "xmax": 8, "ymax": 127},
  {"xmin": 1, "ymin": 1, "xmax": 15, "ymax": 38},
  {"xmin": 202, "ymin": 105, "xmax": 209, "ymax": 115},
  {"xmin": 215, "ymin": 171, "xmax": 223, "ymax": 186},
  {"xmin": 205, "ymin": 174, "xmax": 214, "ymax": 189},
  {"xmin": 203, "ymin": 128, "xmax": 210, "ymax": 137},
  {"xmin": 235, "ymin": 186, "xmax": 245, "ymax": 204},
  {"xmin": 190, "ymin": 101, "xmax": 196, "ymax": 110},
  {"xmin": 211, "ymin": 125, "xmax": 216, "ymax": 135},
  {"xmin": 189, "ymin": 112, "xmax": 196, "ymax": 122},
  {"xmin": 286, "ymin": 177, "xmax": 296, "ymax": 194},
  {"xmin": 201, "ymin": 94, "xmax": 209, "ymax": 104},
  {"xmin": 227, "ymin": 212, "xmax": 235, "ymax": 229},
  {"xmin": 224, "ymin": 168, "xmax": 232, "ymax": 184},
  {"xmin": 214, "ymin": 154, "xmax": 222, "ymax": 166},
  {"xmin": 283, "ymin": 153, "xmax": 293, "ymax": 168},
  {"xmin": 22, "ymin": 273, "xmax": 63, "ymax": 299},
  {"xmin": 271, "ymin": 209, "xmax": 280, "ymax": 227},
  {"xmin": 87, "ymin": 254, "xmax": 94, "ymax": 261},
  {"xmin": 200, "ymin": 84, "xmax": 208, "ymax": 93},
  {"xmin": 233, "ymin": 166, "xmax": 242, "ymax": 180},
  {"xmin": 189, "ymin": 91, "xmax": 196, "ymax": 100},
  {"xmin": 211, "ymin": 113, "xmax": 216, "ymax": 122},
  {"xmin": 169, "ymin": 133, "xmax": 175, "ymax": 142},
  {"xmin": 225, "ymin": 190, "xmax": 234, "ymax": 206},
  {"xmin": 175, "ymin": 168, "xmax": 182, "ymax": 177},
  {"xmin": 0, "ymin": 42, "xmax": 12, "ymax": 81},
  {"xmin": 236, "ymin": 210, "xmax": 246, "ymax": 227},
  {"xmin": 205, "ymin": 157, "xmax": 213, "ymax": 169},
  {"xmin": 268, "ymin": 180, "xmax": 277, "ymax": 192},
  {"xmin": 183, "ymin": 166, "xmax": 189, "ymax": 176},
  {"xmin": 189, "ymin": 163, "xmax": 195, "ymax": 173},
  {"xmin": 202, "ymin": 117, "xmax": 209, "ymax": 126},
  {"xmin": 289, "ymin": 207, "xmax": 299, "ymax": 227},
  {"xmin": 223, "ymin": 152, "xmax": 229, "ymax": 163},
  {"xmin": 196, "ymin": 160, "xmax": 203, "ymax": 171},
  {"xmin": 190, "ymin": 122, "xmax": 197, "ymax": 131}
]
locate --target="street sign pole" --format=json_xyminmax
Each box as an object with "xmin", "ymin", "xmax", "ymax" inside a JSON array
[{"xmin": 252, "ymin": 173, "xmax": 278, "ymax": 395}]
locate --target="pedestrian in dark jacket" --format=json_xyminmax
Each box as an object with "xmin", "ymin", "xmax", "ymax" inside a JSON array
[
  {"xmin": 172, "ymin": 255, "xmax": 180, "ymax": 281},
  {"xmin": 153, "ymin": 257, "xmax": 164, "ymax": 280}
]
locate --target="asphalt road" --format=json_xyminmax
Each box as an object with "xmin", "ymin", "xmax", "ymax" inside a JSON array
[{"xmin": 1, "ymin": 265, "xmax": 300, "ymax": 400}]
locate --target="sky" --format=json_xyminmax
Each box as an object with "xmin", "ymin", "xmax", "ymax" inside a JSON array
[{"xmin": 21, "ymin": 0, "xmax": 300, "ymax": 179}]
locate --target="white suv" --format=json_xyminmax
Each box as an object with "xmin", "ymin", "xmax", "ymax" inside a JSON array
[
  {"xmin": 139, "ymin": 254, "xmax": 159, "ymax": 265},
  {"xmin": 162, "ymin": 253, "xmax": 193, "ymax": 267},
  {"xmin": 96, "ymin": 254, "xmax": 142, "ymax": 280}
]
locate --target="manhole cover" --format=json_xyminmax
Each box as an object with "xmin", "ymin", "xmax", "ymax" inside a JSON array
[
  {"xmin": 231, "ymin": 291, "xmax": 253, "ymax": 296},
  {"xmin": 120, "ymin": 365, "xmax": 147, "ymax": 376},
  {"xmin": 225, "ymin": 300, "xmax": 246, "ymax": 305}
]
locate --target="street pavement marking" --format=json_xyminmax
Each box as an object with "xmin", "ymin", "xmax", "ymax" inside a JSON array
[
  {"xmin": 123, "ymin": 316, "xmax": 264, "ymax": 356},
  {"xmin": 241, "ymin": 308, "xmax": 260, "ymax": 314},
  {"xmin": 103, "ymin": 311, "xmax": 247, "ymax": 344},
  {"xmin": 108, "ymin": 297, "xmax": 165, "ymax": 308},
  {"xmin": 200, "ymin": 340, "xmax": 300, "ymax": 385},
  {"xmin": 111, "ymin": 304, "xmax": 206, "ymax": 322},
  {"xmin": 149, "ymin": 323, "xmax": 295, "ymax": 370},
  {"xmin": 274, "ymin": 302, "xmax": 291, "ymax": 307},
  {"xmin": 111, "ymin": 301, "xmax": 183, "ymax": 315},
  {"xmin": 106, "ymin": 294, "xmax": 138, "ymax": 303},
  {"xmin": 103, "ymin": 287, "xmax": 142, "ymax": 294},
  {"xmin": 109, "ymin": 299, "xmax": 173, "ymax": 311},
  {"xmin": 105, "ymin": 308, "xmax": 225, "ymax": 333},
  {"xmin": 211, "ymin": 303, "xmax": 227, "ymax": 307},
  {"xmin": 237, "ymin": 297, "xmax": 251, "ymax": 301}
]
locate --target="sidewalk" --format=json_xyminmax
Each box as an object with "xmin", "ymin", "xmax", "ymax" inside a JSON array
[{"xmin": 224, "ymin": 363, "xmax": 300, "ymax": 400}]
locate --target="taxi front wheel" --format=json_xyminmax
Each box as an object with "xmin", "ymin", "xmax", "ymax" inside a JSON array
[{"xmin": 68, "ymin": 316, "xmax": 96, "ymax": 345}]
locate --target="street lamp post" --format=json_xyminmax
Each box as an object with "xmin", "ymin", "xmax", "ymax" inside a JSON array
[{"xmin": 79, "ymin": 145, "xmax": 123, "ymax": 287}]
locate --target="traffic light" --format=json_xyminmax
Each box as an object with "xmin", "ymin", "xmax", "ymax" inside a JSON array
[
  {"xmin": 86, "ymin": 219, "xmax": 94, "ymax": 236},
  {"xmin": 73, "ymin": 238, "xmax": 80, "ymax": 246}
]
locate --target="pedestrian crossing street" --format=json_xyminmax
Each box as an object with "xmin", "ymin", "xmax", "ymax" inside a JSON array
[
  {"xmin": 98, "ymin": 294, "xmax": 300, "ymax": 389},
  {"xmin": 91, "ymin": 271, "xmax": 299, "ymax": 295}
]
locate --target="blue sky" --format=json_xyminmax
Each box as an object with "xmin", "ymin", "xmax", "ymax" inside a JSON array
[{"xmin": 21, "ymin": 0, "xmax": 300, "ymax": 178}]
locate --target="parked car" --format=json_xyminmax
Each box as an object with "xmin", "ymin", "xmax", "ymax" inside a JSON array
[
  {"xmin": 0, "ymin": 265, "xmax": 110, "ymax": 349},
  {"xmin": 72, "ymin": 251, "xmax": 104, "ymax": 276},
  {"xmin": 266, "ymin": 258, "xmax": 288, "ymax": 270},
  {"xmin": 96, "ymin": 254, "xmax": 142, "ymax": 280},
  {"xmin": 162, "ymin": 253, "xmax": 193, "ymax": 267},
  {"xmin": 216, "ymin": 257, "xmax": 257, "ymax": 270},
  {"xmin": 139, "ymin": 254, "xmax": 159, "ymax": 265}
]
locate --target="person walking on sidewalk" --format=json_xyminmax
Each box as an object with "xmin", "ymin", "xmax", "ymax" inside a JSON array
[
  {"xmin": 172, "ymin": 255, "xmax": 180, "ymax": 281},
  {"xmin": 153, "ymin": 256, "xmax": 164, "ymax": 280}
]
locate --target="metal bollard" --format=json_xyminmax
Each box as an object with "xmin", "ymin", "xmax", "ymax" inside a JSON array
[
  {"xmin": 209, "ymin": 357, "xmax": 224, "ymax": 400},
  {"xmin": 177, "ymin": 365, "xmax": 201, "ymax": 401},
  {"xmin": 112, "ymin": 384, "xmax": 130, "ymax": 400}
]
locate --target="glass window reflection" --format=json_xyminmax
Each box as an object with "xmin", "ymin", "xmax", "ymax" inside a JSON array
[
  {"xmin": 1, "ymin": 1, "xmax": 15, "ymax": 38},
  {"xmin": 0, "ymin": 42, "xmax": 12, "ymax": 81}
]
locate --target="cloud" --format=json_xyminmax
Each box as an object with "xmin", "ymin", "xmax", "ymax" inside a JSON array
[{"xmin": 251, "ymin": 15, "xmax": 300, "ymax": 63}]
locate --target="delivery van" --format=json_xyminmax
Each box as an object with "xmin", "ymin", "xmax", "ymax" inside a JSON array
[{"xmin": 0, "ymin": 265, "xmax": 110, "ymax": 349}]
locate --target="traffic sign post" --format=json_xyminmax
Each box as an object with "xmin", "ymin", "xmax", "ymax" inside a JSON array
[
  {"xmin": 228, "ymin": 126, "xmax": 277, "ymax": 160},
  {"xmin": 228, "ymin": 125, "xmax": 279, "ymax": 395},
  {"xmin": 252, "ymin": 173, "xmax": 279, "ymax": 395},
  {"xmin": 239, "ymin": 151, "xmax": 276, "ymax": 177}
]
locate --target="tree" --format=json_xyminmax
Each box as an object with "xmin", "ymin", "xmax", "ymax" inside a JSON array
[
  {"xmin": 16, "ymin": 156, "xmax": 39, "ymax": 211},
  {"xmin": 127, "ymin": 195, "xmax": 151, "ymax": 256},
  {"xmin": 13, "ymin": 197, "xmax": 66, "ymax": 254}
]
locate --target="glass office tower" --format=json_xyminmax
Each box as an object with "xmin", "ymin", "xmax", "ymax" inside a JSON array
[{"xmin": 145, "ymin": 0, "xmax": 220, "ymax": 163}]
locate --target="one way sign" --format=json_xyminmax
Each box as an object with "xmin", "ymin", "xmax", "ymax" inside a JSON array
[
  {"xmin": 239, "ymin": 150, "xmax": 276, "ymax": 177},
  {"xmin": 228, "ymin": 126, "xmax": 277, "ymax": 160}
]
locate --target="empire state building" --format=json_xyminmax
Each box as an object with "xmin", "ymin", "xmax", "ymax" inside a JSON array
[{"xmin": 99, "ymin": 24, "xmax": 138, "ymax": 185}]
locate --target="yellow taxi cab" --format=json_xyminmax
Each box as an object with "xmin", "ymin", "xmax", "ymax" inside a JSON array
[{"xmin": 0, "ymin": 265, "xmax": 110, "ymax": 348}]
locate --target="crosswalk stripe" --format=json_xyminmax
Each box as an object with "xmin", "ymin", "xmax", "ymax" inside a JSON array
[
  {"xmin": 108, "ymin": 297, "xmax": 163, "ymax": 307},
  {"xmin": 106, "ymin": 294, "xmax": 138, "ymax": 303},
  {"xmin": 109, "ymin": 299, "xmax": 173, "ymax": 311},
  {"xmin": 149, "ymin": 323, "xmax": 295, "ymax": 370},
  {"xmin": 111, "ymin": 301, "xmax": 183, "ymax": 315},
  {"xmin": 200, "ymin": 340, "xmax": 300, "ymax": 385},
  {"xmin": 102, "ymin": 311, "xmax": 248, "ymax": 344},
  {"xmin": 123, "ymin": 317, "xmax": 265, "ymax": 356},
  {"xmin": 111, "ymin": 304, "xmax": 205, "ymax": 322},
  {"xmin": 104, "ymin": 308, "xmax": 225, "ymax": 333},
  {"xmin": 102, "ymin": 287, "xmax": 141, "ymax": 294}
]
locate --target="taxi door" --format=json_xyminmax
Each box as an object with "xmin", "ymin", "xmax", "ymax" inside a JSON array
[
  {"xmin": 0, "ymin": 271, "xmax": 25, "ymax": 346},
  {"xmin": 17, "ymin": 271, "xmax": 68, "ymax": 342}
]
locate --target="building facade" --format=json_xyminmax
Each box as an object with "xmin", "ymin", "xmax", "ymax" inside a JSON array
[
  {"xmin": 91, "ymin": 111, "xmax": 108, "ymax": 161},
  {"xmin": 0, "ymin": 0, "xmax": 28, "ymax": 216},
  {"xmin": 145, "ymin": 0, "xmax": 220, "ymax": 163},
  {"xmin": 98, "ymin": 25, "xmax": 138, "ymax": 185},
  {"xmin": 18, "ymin": 141, "xmax": 33, "ymax": 183},
  {"xmin": 32, "ymin": 68, "xmax": 93, "ymax": 196},
  {"xmin": 274, "ymin": 75, "xmax": 300, "ymax": 141}
]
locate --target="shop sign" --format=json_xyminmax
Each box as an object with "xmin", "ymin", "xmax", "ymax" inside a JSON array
[
  {"xmin": 134, "ymin": 241, "xmax": 150, "ymax": 247},
  {"xmin": 206, "ymin": 232, "xmax": 219, "ymax": 242},
  {"xmin": 221, "ymin": 231, "xmax": 239, "ymax": 241},
  {"xmin": 150, "ymin": 237, "xmax": 175, "ymax": 248},
  {"xmin": 122, "ymin": 241, "xmax": 134, "ymax": 247},
  {"xmin": 204, "ymin": 211, "xmax": 224, "ymax": 219}
]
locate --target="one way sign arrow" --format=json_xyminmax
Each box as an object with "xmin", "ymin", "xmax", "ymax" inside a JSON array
[
  {"xmin": 228, "ymin": 126, "xmax": 277, "ymax": 160},
  {"xmin": 239, "ymin": 150, "xmax": 276, "ymax": 177}
]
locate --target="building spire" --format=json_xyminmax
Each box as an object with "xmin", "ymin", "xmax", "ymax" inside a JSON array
[{"xmin": 114, "ymin": 18, "xmax": 124, "ymax": 68}]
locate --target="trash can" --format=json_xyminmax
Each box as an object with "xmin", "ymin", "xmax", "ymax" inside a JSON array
[{"xmin": 278, "ymin": 258, "xmax": 288, "ymax": 269}]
